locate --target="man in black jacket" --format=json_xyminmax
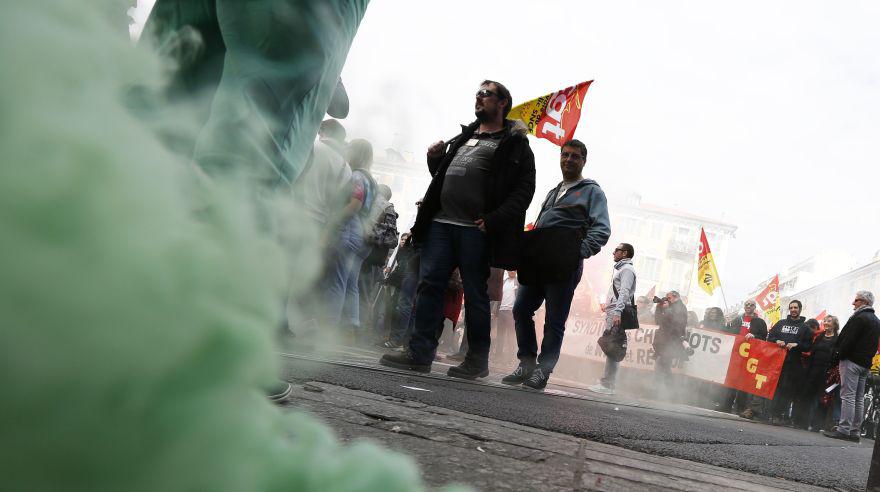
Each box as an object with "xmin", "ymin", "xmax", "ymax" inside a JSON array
[
  {"xmin": 766, "ymin": 300, "xmax": 812, "ymax": 425},
  {"xmin": 824, "ymin": 291, "xmax": 880, "ymax": 442},
  {"xmin": 723, "ymin": 300, "xmax": 769, "ymax": 415},
  {"xmin": 653, "ymin": 291, "xmax": 688, "ymax": 389},
  {"xmin": 380, "ymin": 80, "xmax": 536, "ymax": 378}
]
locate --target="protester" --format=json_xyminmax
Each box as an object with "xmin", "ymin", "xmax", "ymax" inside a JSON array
[
  {"xmin": 289, "ymin": 127, "xmax": 352, "ymax": 332},
  {"xmin": 503, "ymin": 139, "xmax": 610, "ymax": 389},
  {"xmin": 588, "ymin": 243, "xmax": 636, "ymax": 395},
  {"xmin": 380, "ymin": 80, "xmax": 536, "ymax": 377},
  {"xmin": 382, "ymin": 233, "xmax": 418, "ymax": 349},
  {"xmin": 322, "ymin": 139, "xmax": 376, "ymax": 336},
  {"xmin": 493, "ymin": 271, "xmax": 519, "ymax": 361},
  {"xmin": 358, "ymin": 184, "xmax": 399, "ymax": 338},
  {"xmin": 318, "ymin": 119, "xmax": 348, "ymax": 156},
  {"xmin": 636, "ymin": 296, "xmax": 656, "ymax": 324},
  {"xmin": 652, "ymin": 291, "xmax": 688, "ymax": 395},
  {"xmin": 794, "ymin": 315, "xmax": 839, "ymax": 430},
  {"xmin": 824, "ymin": 291, "xmax": 880, "ymax": 442},
  {"xmin": 766, "ymin": 300, "xmax": 812, "ymax": 426},
  {"xmin": 724, "ymin": 300, "xmax": 769, "ymax": 417},
  {"xmin": 701, "ymin": 307, "xmax": 726, "ymax": 331}
]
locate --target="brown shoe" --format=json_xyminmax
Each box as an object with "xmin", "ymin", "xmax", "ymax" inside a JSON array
[{"xmin": 739, "ymin": 409, "xmax": 755, "ymax": 420}]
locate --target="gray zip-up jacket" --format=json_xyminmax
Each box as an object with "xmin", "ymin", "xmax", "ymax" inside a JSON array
[
  {"xmin": 605, "ymin": 259, "xmax": 636, "ymax": 317},
  {"xmin": 534, "ymin": 179, "xmax": 611, "ymax": 258}
]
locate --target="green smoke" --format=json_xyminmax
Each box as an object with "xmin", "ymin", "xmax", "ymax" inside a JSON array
[{"xmin": 0, "ymin": 2, "xmax": 461, "ymax": 491}]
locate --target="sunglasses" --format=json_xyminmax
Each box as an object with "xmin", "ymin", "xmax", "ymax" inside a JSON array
[{"xmin": 476, "ymin": 89, "xmax": 498, "ymax": 99}]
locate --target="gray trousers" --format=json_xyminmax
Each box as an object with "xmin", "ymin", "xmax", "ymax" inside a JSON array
[{"xmin": 838, "ymin": 359, "xmax": 869, "ymax": 436}]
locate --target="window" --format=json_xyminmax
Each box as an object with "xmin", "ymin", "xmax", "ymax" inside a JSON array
[
  {"xmin": 641, "ymin": 257, "xmax": 660, "ymax": 280},
  {"xmin": 650, "ymin": 222, "xmax": 664, "ymax": 240},
  {"xmin": 667, "ymin": 261, "xmax": 689, "ymax": 292}
]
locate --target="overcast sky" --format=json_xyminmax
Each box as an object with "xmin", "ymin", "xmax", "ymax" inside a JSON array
[{"xmin": 130, "ymin": 1, "xmax": 880, "ymax": 301}]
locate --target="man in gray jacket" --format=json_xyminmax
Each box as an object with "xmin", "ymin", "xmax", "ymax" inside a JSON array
[
  {"xmin": 588, "ymin": 243, "xmax": 636, "ymax": 395},
  {"xmin": 501, "ymin": 139, "xmax": 610, "ymax": 390}
]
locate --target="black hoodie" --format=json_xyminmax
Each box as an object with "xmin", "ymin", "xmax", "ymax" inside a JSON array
[{"xmin": 767, "ymin": 315, "xmax": 812, "ymax": 364}]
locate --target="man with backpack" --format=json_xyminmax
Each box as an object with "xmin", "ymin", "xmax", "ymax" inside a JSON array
[{"xmin": 358, "ymin": 185, "xmax": 399, "ymax": 339}]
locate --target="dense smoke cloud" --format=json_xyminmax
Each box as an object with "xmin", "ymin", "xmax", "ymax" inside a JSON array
[{"xmin": 0, "ymin": 2, "xmax": 461, "ymax": 491}]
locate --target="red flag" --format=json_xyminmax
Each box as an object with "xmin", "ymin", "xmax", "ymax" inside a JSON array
[
  {"xmin": 755, "ymin": 275, "xmax": 781, "ymax": 326},
  {"xmin": 724, "ymin": 335, "xmax": 786, "ymax": 398},
  {"xmin": 506, "ymin": 81, "xmax": 593, "ymax": 146}
]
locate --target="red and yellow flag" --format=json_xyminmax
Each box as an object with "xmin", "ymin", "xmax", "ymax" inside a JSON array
[
  {"xmin": 724, "ymin": 335, "xmax": 786, "ymax": 398},
  {"xmin": 755, "ymin": 275, "xmax": 781, "ymax": 327},
  {"xmin": 696, "ymin": 228, "xmax": 722, "ymax": 295},
  {"xmin": 507, "ymin": 81, "xmax": 592, "ymax": 146}
]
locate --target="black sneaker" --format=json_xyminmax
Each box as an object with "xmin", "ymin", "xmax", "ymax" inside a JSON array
[
  {"xmin": 523, "ymin": 367, "xmax": 549, "ymax": 390},
  {"xmin": 501, "ymin": 365, "xmax": 533, "ymax": 385},
  {"xmin": 379, "ymin": 352, "xmax": 431, "ymax": 373},
  {"xmin": 447, "ymin": 360, "xmax": 489, "ymax": 380},
  {"xmin": 822, "ymin": 429, "xmax": 860, "ymax": 443}
]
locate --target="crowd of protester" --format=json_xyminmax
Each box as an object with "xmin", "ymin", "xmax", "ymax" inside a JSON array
[{"xmin": 286, "ymin": 79, "xmax": 880, "ymax": 443}]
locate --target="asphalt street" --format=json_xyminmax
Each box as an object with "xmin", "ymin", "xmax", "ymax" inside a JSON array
[{"xmin": 280, "ymin": 345, "xmax": 873, "ymax": 491}]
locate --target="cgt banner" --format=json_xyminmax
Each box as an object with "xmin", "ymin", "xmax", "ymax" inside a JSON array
[
  {"xmin": 506, "ymin": 81, "xmax": 592, "ymax": 146},
  {"xmin": 724, "ymin": 336, "xmax": 786, "ymax": 399},
  {"xmin": 561, "ymin": 316, "xmax": 735, "ymax": 384}
]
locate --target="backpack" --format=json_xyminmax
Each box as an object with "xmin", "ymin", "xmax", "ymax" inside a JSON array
[{"xmin": 366, "ymin": 202, "xmax": 399, "ymax": 249}]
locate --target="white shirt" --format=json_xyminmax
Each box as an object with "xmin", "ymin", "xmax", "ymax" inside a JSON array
[{"xmin": 500, "ymin": 277, "xmax": 518, "ymax": 311}]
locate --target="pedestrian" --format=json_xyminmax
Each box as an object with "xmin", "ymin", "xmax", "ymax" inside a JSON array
[
  {"xmin": 493, "ymin": 270, "xmax": 519, "ymax": 361},
  {"xmin": 766, "ymin": 300, "xmax": 812, "ymax": 426},
  {"xmin": 652, "ymin": 291, "xmax": 688, "ymax": 398},
  {"xmin": 823, "ymin": 291, "xmax": 880, "ymax": 442},
  {"xmin": 379, "ymin": 80, "xmax": 536, "ymax": 377},
  {"xmin": 794, "ymin": 315, "xmax": 838, "ymax": 430},
  {"xmin": 502, "ymin": 139, "xmax": 610, "ymax": 389},
  {"xmin": 383, "ymin": 233, "xmax": 419, "ymax": 349},
  {"xmin": 725, "ymin": 300, "xmax": 769, "ymax": 418},
  {"xmin": 322, "ymin": 139, "xmax": 376, "ymax": 337},
  {"xmin": 358, "ymin": 184, "xmax": 399, "ymax": 340},
  {"xmin": 587, "ymin": 243, "xmax": 636, "ymax": 395}
]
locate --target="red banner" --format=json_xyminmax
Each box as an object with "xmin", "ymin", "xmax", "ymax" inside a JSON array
[
  {"xmin": 724, "ymin": 336, "xmax": 785, "ymax": 398},
  {"xmin": 506, "ymin": 81, "xmax": 593, "ymax": 146}
]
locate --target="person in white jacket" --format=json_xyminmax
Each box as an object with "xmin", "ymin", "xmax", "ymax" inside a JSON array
[{"xmin": 589, "ymin": 243, "xmax": 636, "ymax": 395}]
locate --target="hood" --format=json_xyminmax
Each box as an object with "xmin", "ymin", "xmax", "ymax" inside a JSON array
[
  {"xmin": 460, "ymin": 118, "xmax": 528, "ymax": 138},
  {"xmin": 614, "ymin": 258, "xmax": 633, "ymax": 270}
]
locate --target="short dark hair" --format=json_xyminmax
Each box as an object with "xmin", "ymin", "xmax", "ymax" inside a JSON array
[
  {"xmin": 561, "ymin": 139, "xmax": 587, "ymax": 159},
  {"xmin": 789, "ymin": 299, "xmax": 802, "ymax": 310},
  {"xmin": 319, "ymin": 119, "xmax": 346, "ymax": 142},
  {"xmin": 481, "ymin": 79, "xmax": 512, "ymax": 118},
  {"xmin": 619, "ymin": 243, "xmax": 634, "ymax": 259}
]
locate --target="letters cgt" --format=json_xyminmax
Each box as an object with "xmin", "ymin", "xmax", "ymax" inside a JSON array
[{"xmin": 723, "ymin": 336, "xmax": 786, "ymax": 399}]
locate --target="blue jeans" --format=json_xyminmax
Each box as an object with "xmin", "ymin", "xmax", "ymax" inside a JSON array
[
  {"xmin": 408, "ymin": 222, "xmax": 490, "ymax": 366},
  {"xmin": 389, "ymin": 264, "xmax": 419, "ymax": 344},
  {"xmin": 323, "ymin": 218, "xmax": 369, "ymax": 327},
  {"xmin": 512, "ymin": 260, "xmax": 583, "ymax": 372}
]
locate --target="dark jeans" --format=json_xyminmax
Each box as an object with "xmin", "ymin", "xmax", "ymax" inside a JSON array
[
  {"xmin": 772, "ymin": 358, "xmax": 804, "ymax": 419},
  {"xmin": 408, "ymin": 222, "xmax": 490, "ymax": 366},
  {"xmin": 389, "ymin": 265, "xmax": 418, "ymax": 344},
  {"xmin": 512, "ymin": 261, "xmax": 583, "ymax": 372}
]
